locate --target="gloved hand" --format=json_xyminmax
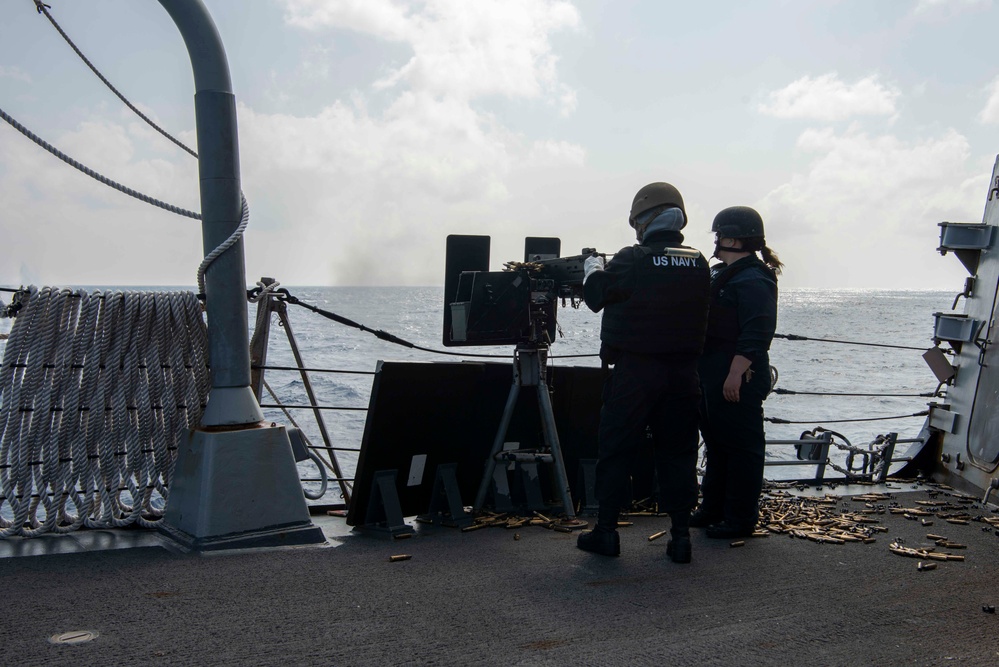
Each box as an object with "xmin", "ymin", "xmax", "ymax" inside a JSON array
[{"xmin": 583, "ymin": 255, "xmax": 605, "ymax": 284}]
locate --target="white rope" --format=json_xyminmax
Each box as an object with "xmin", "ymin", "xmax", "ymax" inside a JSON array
[
  {"xmin": 0, "ymin": 288, "xmax": 209, "ymax": 537},
  {"xmin": 248, "ymin": 279, "xmax": 281, "ymax": 303},
  {"xmin": 197, "ymin": 193, "xmax": 249, "ymax": 296}
]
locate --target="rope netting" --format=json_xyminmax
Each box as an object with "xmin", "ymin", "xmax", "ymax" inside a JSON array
[{"xmin": 0, "ymin": 287, "xmax": 209, "ymax": 537}]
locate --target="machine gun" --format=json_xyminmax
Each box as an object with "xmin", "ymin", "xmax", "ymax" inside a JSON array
[
  {"xmin": 442, "ymin": 235, "xmax": 599, "ymax": 347},
  {"xmin": 440, "ymin": 234, "xmax": 598, "ymax": 519}
]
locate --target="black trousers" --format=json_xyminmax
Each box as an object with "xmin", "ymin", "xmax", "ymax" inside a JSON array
[
  {"xmin": 594, "ymin": 352, "xmax": 700, "ymax": 528},
  {"xmin": 698, "ymin": 351, "xmax": 770, "ymax": 529}
]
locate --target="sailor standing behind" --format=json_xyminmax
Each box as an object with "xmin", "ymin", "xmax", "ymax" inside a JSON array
[
  {"xmin": 576, "ymin": 182, "xmax": 710, "ymax": 563},
  {"xmin": 691, "ymin": 206, "xmax": 782, "ymax": 538}
]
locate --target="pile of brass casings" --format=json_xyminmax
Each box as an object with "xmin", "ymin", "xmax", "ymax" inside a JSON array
[
  {"xmin": 460, "ymin": 510, "xmax": 578, "ymax": 534},
  {"xmin": 759, "ymin": 491, "xmax": 884, "ymax": 544}
]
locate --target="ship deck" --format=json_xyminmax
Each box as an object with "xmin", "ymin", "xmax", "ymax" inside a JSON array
[{"xmin": 2, "ymin": 483, "xmax": 997, "ymax": 666}]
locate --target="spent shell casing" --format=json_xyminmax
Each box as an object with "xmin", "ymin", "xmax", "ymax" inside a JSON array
[
  {"xmin": 389, "ymin": 554, "xmax": 412, "ymax": 562},
  {"xmin": 917, "ymin": 561, "xmax": 937, "ymax": 571},
  {"xmin": 648, "ymin": 530, "xmax": 668, "ymax": 542},
  {"xmin": 730, "ymin": 540, "xmax": 745, "ymax": 548},
  {"xmin": 461, "ymin": 523, "xmax": 488, "ymax": 532}
]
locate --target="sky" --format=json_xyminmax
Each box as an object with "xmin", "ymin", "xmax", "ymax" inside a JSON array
[{"xmin": 1, "ymin": 0, "xmax": 997, "ymax": 289}]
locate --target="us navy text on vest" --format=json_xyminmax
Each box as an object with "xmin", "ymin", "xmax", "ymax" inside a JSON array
[{"xmin": 652, "ymin": 247, "xmax": 701, "ymax": 268}]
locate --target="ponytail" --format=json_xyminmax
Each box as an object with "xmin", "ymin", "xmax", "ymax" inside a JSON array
[
  {"xmin": 741, "ymin": 237, "xmax": 784, "ymax": 276},
  {"xmin": 760, "ymin": 245, "xmax": 783, "ymax": 276}
]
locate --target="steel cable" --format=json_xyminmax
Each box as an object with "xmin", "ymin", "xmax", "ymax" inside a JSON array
[
  {"xmin": 766, "ymin": 410, "xmax": 929, "ymax": 425},
  {"xmin": 773, "ymin": 333, "xmax": 927, "ymax": 352}
]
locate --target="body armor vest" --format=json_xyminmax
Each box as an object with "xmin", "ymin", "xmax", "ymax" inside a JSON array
[
  {"xmin": 704, "ymin": 257, "xmax": 775, "ymax": 352},
  {"xmin": 600, "ymin": 242, "xmax": 710, "ymax": 356}
]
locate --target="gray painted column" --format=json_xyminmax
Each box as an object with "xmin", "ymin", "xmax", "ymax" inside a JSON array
[
  {"xmin": 157, "ymin": 0, "xmax": 323, "ymax": 550},
  {"xmin": 158, "ymin": 0, "xmax": 263, "ymax": 426}
]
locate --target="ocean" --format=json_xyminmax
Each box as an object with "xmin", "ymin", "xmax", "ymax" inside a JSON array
[
  {"xmin": 0, "ymin": 286, "xmax": 957, "ymax": 503},
  {"xmin": 253, "ymin": 286, "xmax": 954, "ymax": 494}
]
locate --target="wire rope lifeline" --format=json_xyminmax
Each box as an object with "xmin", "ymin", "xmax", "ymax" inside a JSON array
[
  {"xmin": 33, "ymin": 0, "xmax": 198, "ymax": 159},
  {"xmin": 772, "ymin": 387, "xmax": 942, "ymax": 398},
  {"xmin": 773, "ymin": 333, "xmax": 928, "ymax": 352},
  {"xmin": 766, "ymin": 410, "xmax": 929, "ymax": 425},
  {"xmin": 270, "ymin": 289, "xmax": 516, "ymax": 359},
  {"xmin": 0, "ymin": 106, "xmax": 201, "ymax": 220}
]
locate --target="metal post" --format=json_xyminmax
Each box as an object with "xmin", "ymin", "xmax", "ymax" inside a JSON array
[
  {"xmin": 157, "ymin": 0, "xmax": 322, "ymax": 550},
  {"xmin": 473, "ymin": 364, "xmax": 522, "ymax": 510},
  {"xmin": 814, "ymin": 431, "xmax": 832, "ymax": 484},
  {"xmin": 876, "ymin": 432, "xmax": 898, "ymax": 484},
  {"xmin": 535, "ymin": 368, "xmax": 575, "ymax": 519},
  {"xmin": 473, "ymin": 346, "xmax": 575, "ymax": 517},
  {"xmin": 158, "ymin": 0, "xmax": 261, "ymax": 427},
  {"xmin": 273, "ymin": 299, "xmax": 351, "ymax": 503},
  {"xmin": 249, "ymin": 279, "xmax": 276, "ymax": 400}
]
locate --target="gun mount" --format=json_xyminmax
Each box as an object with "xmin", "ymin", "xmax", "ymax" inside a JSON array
[{"xmin": 442, "ymin": 234, "xmax": 598, "ymax": 347}]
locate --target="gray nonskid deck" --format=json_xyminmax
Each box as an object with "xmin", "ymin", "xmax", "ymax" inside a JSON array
[{"xmin": 1, "ymin": 484, "xmax": 997, "ymax": 666}]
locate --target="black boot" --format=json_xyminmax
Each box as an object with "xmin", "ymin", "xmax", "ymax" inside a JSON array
[
  {"xmin": 576, "ymin": 525, "xmax": 620, "ymax": 557},
  {"xmin": 666, "ymin": 516, "xmax": 692, "ymax": 564},
  {"xmin": 689, "ymin": 507, "xmax": 722, "ymax": 528}
]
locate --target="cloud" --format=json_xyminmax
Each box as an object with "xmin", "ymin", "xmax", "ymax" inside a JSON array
[
  {"xmin": 217, "ymin": 0, "xmax": 585, "ymax": 285},
  {"xmin": 758, "ymin": 73, "xmax": 900, "ymax": 122},
  {"xmin": 235, "ymin": 90, "xmax": 590, "ymax": 285},
  {"xmin": 757, "ymin": 127, "xmax": 983, "ymax": 288},
  {"xmin": 0, "ymin": 0, "xmax": 585, "ymax": 289},
  {"xmin": 978, "ymin": 76, "xmax": 999, "ymax": 124},
  {"xmin": 0, "ymin": 65, "xmax": 31, "ymax": 83},
  {"xmin": 913, "ymin": 0, "xmax": 991, "ymax": 17},
  {"xmin": 282, "ymin": 0, "xmax": 413, "ymax": 40},
  {"xmin": 279, "ymin": 0, "xmax": 581, "ymax": 110},
  {"xmin": 0, "ymin": 118, "xmax": 203, "ymax": 287}
]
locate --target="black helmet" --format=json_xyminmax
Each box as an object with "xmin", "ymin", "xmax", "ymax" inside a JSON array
[
  {"xmin": 712, "ymin": 206, "xmax": 764, "ymax": 238},
  {"xmin": 630, "ymin": 182, "xmax": 686, "ymax": 229}
]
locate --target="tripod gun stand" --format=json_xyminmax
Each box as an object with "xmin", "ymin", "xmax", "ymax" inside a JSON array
[{"xmin": 472, "ymin": 322, "xmax": 576, "ymax": 519}]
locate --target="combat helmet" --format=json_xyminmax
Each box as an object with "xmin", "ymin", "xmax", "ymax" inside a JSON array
[
  {"xmin": 630, "ymin": 182, "xmax": 686, "ymax": 230},
  {"xmin": 711, "ymin": 206, "xmax": 764, "ymax": 238}
]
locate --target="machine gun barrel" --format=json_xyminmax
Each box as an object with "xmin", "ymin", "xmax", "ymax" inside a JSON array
[{"xmin": 534, "ymin": 248, "xmax": 599, "ymax": 297}]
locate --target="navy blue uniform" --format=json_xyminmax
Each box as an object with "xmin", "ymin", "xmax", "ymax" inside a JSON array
[
  {"xmin": 698, "ymin": 255, "xmax": 778, "ymax": 530},
  {"xmin": 583, "ymin": 229, "xmax": 710, "ymax": 527}
]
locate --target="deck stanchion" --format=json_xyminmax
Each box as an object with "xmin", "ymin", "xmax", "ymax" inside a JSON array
[{"xmin": 156, "ymin": 0, "xmax": 323, "ymax": 550}]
